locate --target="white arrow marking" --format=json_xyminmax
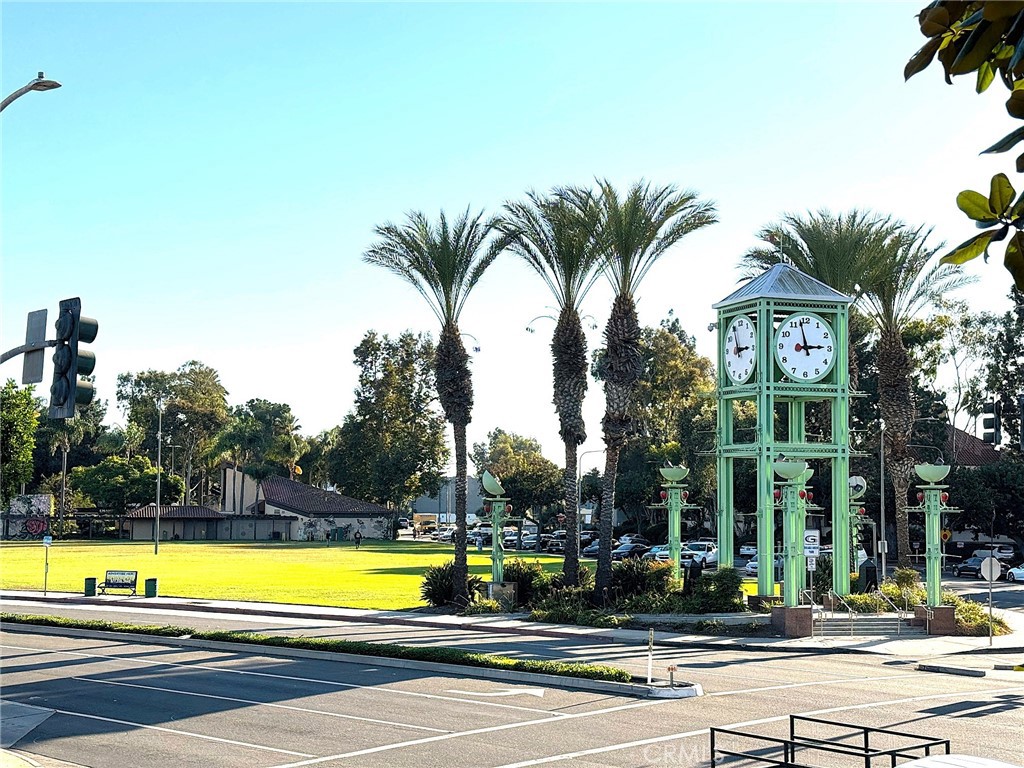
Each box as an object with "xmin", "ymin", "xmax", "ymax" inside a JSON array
[{"xmin": 446, "ymin": 687, "xmax": 545, "ymax": 698}]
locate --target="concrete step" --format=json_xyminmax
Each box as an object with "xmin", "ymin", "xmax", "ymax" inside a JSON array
[{"xmin": 814, "ymin": 616, "xmax": 928, "ymax": 636}]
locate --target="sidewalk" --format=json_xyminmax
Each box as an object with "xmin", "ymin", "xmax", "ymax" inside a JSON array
[{"xmin": 3, "ymin": 589, "xmax": 1022, "ymax": 658}]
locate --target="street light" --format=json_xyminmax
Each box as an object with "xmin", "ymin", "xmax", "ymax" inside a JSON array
[
  {"xmin": 879, "ymin": 418, "xmax": 886, "ymax": 576},
  {"xmin": 154, "ymin": 397, "xmax": 165, "ymax": 555},
  {"xmin": 1, "ymin": 72, "xmax": 62, "ymax": 113}
]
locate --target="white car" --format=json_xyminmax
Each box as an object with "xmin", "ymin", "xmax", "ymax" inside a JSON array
[
  {"xmin": 1007, "ymin": 563, "xmax": 1024, "ymax": 582},
  {"xmin": 681, "ymin": 542, "xmax": 718, "ymax": 567},
  {"xmin": 744, "ymin": 553, "xmax": 784, "ymax": 577},
  {"xmin": 974, "ymin": 545, "xmax": 1018, "ymax": 561},
  {"xmin": 739, "ymin": 543, "xmax": 757, "ymax": 557}
]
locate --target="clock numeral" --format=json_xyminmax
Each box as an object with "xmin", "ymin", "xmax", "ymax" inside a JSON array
[
  {"xmin": 815, "ymin": 368, "xmax": 820, "ymax": 376},
  {"xmin": 823, "ymin": 332, "xmax": 830, "ymax": 339},
  {"xmin": 827, "ymin": 345, "xmax": 832, "ymax": 352},
  {"xmin": 802, "ymin": 371, "xmax": 809, "ymax": 378},
  {"xmin": 781, "ymin": 330, "xmax": 791, "ymax": 338},
  {"xmin": 781, "ymin": 356, "xmax": 788, "ymax": 363},
  {"xmin": 791, "ymin": 367, "xmax": 797, "ymax": 374}
]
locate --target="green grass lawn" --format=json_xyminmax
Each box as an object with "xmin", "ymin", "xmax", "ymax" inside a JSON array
[{"xmin": 0, "ymin": 540, "xmax": 570, "ymax": 610}]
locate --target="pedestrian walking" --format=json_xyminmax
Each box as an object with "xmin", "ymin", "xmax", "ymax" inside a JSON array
[{"xmin": 354, "ymin": 531, "xmax": 362, "ymax": 549}]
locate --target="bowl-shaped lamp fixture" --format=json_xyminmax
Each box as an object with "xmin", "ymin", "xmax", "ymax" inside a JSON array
[
  {"xmin": 773, "ymin": 459, "xmax": 809, "ymax": 481},
  {"xmin": 914, "ymin": 463, "xmax": 950, "ymax": 484},
  {"xmin": 659, "ymin": 464, "xmax": 690, "ymax": 483},
  {"xmin": 481, "ymin": 470, "xmax": 505, "ymax": 496}
]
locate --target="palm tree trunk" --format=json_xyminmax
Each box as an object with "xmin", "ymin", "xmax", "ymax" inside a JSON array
[
  {"xmin": 452, "ymin": 421, "xmax": 469, "ymax": 605},
  {"xmin": 595, "ymin": 445, "xmax": 621, "ymax": 599},
  {"xmin": 877, "ymin": 329, "xmax": 916, "ymax": 568},
  {"xmin": 562, "ymin": 442, "xmax": 580, "ymax": 586}
]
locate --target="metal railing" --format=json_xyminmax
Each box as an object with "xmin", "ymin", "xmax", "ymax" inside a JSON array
[
  {"xmin": 710, "ymin": 714, "xmax": 951, "ymax": 768},
  {"xmin": 800, "ymin": 589, "xmax": 821, "ymax": 638},
  {"xmin": 827, "ymin": 589, "xmax": 857, "ymax": 636},
  {"xmin": 872, "ymin": 588, "xmax": 906, "ymax": 637}
]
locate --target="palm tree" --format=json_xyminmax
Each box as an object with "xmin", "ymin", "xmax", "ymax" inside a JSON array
[
  {"xmin": 568, "ymin": 180, "xmax": 718, "ymax": 596},
  {"xmin": 499, "ymin": 192, "xmax": 604, "ymax": 586},
  {"xmin": 740, "ymin": 210, "xmax": 901, "ymax": 390},
  {"xmin": 365, "ymin": 208, "xmax": 503, "ymax": 604},
  {"xmin": 859, "ymin": 226, "xmax": 974, "ymax": 567},
  {"xmin": 48, "ymin": 419, "xmax": 85, "ymax": 537}
]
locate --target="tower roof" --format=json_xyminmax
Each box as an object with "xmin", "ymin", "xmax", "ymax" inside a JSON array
[{"xmin": 713, "ymin": 263, "xmax": 853, "ymax": 309}]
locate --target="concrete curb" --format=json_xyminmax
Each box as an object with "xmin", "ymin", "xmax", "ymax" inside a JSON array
[
  {"xmin": 0, "ymin": 622, "xmax": 703, "ymax": 700},
  {"xmin": 916, "ymin": 663, "xmax": 987, "ymax": 677}
]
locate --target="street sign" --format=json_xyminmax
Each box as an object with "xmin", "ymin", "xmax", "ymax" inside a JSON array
[
  {"xmin": 42, "ymin": 535, "xmax": 52, "ymax": 547},
  {"xmin": 941, "ymin": 529, "xmax": 952, "ymax": 542},
  {"xmin": 807, "ymin": 557, "xmax": 817, "ymax": 572},
  {"xmin": 803, "ymin": 529, "xmax": 820, "ymax": 557},
  {"xmin": 980, "ymin": 557, "xmax": 1001, "ymax": 582}
]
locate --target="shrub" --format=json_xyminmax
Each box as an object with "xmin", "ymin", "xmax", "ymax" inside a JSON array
[
  {"xmin": 689, "ymin": 568, "xmax": 745, "ymax": 613},
  {"xmin": 841, "ymin": 593, "xmax": 888, "ymax": 613},
  {"xmin": 548, "ymin": 563, "xmax": 595, "ymax": 592},
  {"xmin": 462, "ymin": 598, "xmax": 502, "ymax": 615},
  {"xmin": 502, "ymin": 558, "xmax": 547, "ymax": 607},
  {"xmin": 529, "ymin": 587, "xmax": 629, "ymax": 628},
  {"xmin": 891, "ymin": 567, "xmax": 921, "ymax": 590},
  {"xmin": 420, "ymin": 560, "xmax": 484, "ymax": 607},
  {"xmin": 812, "ymin": 554, "xmax": 834, "ymax": 594},
  {"xmin": 693, "ymin": 618, "xmax": 726, "ymax": 634},
  {"xmin": 880, "ymin": 581, "xmax": 926, "ymax": 609},
  {"xmin": 610, "ymin": 559, "xmax": 673, "ymax": 602},
  {"xmin": 941, "ymin": 592, "xmax": 1011, "ymax": 636}
]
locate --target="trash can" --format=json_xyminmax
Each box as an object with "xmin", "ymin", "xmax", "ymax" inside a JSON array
[
  {"xmin": 84, "ymin": 577, "xmax": 97, "ymax": 597},
  {"xmin": 144, "ymin": 578, "xmax": 158, "ymax": 598}
]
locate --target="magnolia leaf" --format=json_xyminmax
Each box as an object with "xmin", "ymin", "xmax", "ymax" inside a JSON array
[
  {"xmin": 920, "ymin": 6, "xmax": 950, "ymax": 35},
  {"xmin": 906, "ymin": 37, "xmax": 943, "ymax": 80},
  {"xmin": 1004, "ymin": 232, "xmax": 1024, "ymax": 289},
  {"xmin": 978, "ymin": 59, "xmax": 997, "ymax": 91},
  {"xmin": 941, "ymin": 230, "xmax": 996, "ymax": 266},
  {"xmin": 990, "ymin": 173, "xmax": 1016, "ymax": 215},
  {"xmin": 981, "ymin": 125, "xmax": 1024, "ymax": 154},
  {"xmin": 1011, "ymin": 189, "xmax": 1024, "ymax": 217},
  {"xmin": 956, "ymin": 189, "xmax": 996, "ymax": 220},
  {"xmin": 952, "ymin": 19, "xmax": 1008, "ymax": 75},
  {"xmin": 983, "ymin": 2, "xmax": 1024, "ymax": 21},
  {"xmin": 991, "ymin": 224, "xmax": 1011, "ymax": 243},
  {"xmin": 1018, "ymin": 151, "xmax": 1024, "ymax": 173},
  {"xmin": 1008, "ymin": 89, "xmax": 1024, "ymax": 118}
]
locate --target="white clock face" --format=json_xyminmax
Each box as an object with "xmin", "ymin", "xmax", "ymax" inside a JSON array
[
  {"xmin": 774, "ymin": 312, "xmax": 836, "ymax": 382},
  {"xmin": 723, "ymin": 316, "xmax": 757, "ymax": 384}
]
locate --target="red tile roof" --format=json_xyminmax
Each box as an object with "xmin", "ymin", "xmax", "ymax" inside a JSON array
[
  {"xmin": 258, "ymin": 476, "xmax": 393, "ymax": 517},
  {"xmin": 128, "ymin": 505, "xmax": 227, "ymax": 520}
]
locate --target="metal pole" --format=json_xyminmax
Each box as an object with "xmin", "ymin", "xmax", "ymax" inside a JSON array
[
  {"xmin": 60, "ymin": 445, "xmax": 67, "ymax": 539},
  {"xmin": 43, "ymin": 544, "xmax": 49, "ymax": 596},
  {"xmin": 879, "ymin": 419, "xmax": 887, "ymax": 577},
  {"xmin": 155, "ymin": 401, "xmax": 163, "ymax": 555},
  {"xmin": 989, "ymin": 508, "xmax": 995, "ymax": 647}
]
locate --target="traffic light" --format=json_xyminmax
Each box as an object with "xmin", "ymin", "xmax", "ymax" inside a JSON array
[
  {"xmin": 982, "ymin": 399, "xmax": 1002, "ymax": 445},
  {"xmin": 48, "ymin": 297, "xmax": 98, "ymax": 419}
]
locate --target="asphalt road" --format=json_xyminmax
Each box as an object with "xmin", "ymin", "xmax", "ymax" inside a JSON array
[{"xmin": 2, "ymin": 612, "xmax": 1024, "ymax": 766}]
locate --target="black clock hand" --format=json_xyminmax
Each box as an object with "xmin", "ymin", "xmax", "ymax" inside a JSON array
[{"xmin": 798, "ymin": 320, "xmax": 810, "ymax": 355}]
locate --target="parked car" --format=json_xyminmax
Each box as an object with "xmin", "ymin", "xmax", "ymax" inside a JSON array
[
  {"xmin": 520, "ymin": 534, "xmax": 553, "ymax": 550},
  {"xmin": 618, "ymin": 534, "xmax": 650, "ymax": 546},
  {"xmin": 744, "ymin": 553, "xmax": 784, "ymax": 577},
  {"xmin": 435, "ymin": 527, "xmax": 455, "ymax": 543},
  {"xmin": 1007, "ymin": 563, "xmax": 1024, "ymax": 582},
  {"xmin": 973, "ymin": 545, "xmax": 1018, "ymax": 561},
  {"xmin": 952, "ymin": 556, "xmax": 1009, "ymax": 580},
  {"xmin": 547, "ymin": 540, "xmax": 566, "ymax": 555},
  {"xmin": 642, "ymin": 545, "xmax": 670, "ymax": 561},
  {"xmin": 397, "ymin": 518, "xmax": 410, "ymax": 529},
  {"xmin": 738, "ymin": 543, "xmax": 757, "ymax": 558},
  {"xmin": 681, "ymin": 541, "xmax": 718, "ymax": 567},
  {"xmin": 611, "ymin": 543, "xmax": 650, "ymax": 561},
  {"xmin": 579, "ymin": 531, "xmax": 598, "ymax": 548}
]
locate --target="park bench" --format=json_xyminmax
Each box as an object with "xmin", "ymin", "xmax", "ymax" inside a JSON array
[{"xmin": 98, "ymin": 570, "xmax": 138, "ymax": 596}]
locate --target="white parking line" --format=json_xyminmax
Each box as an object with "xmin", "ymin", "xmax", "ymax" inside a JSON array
[
  {"xmin": 73, "ymin": 677, "xmax": 451, "ymax": 733},
  {"xmin": 493, "ymin": 685, "xmax": 1024, "ymax": 767},
  {"xmin": 268, "ymin": 698, "xmax": 672, "ymax": 767},
  {"xmin": 50, "ymin": 708, "xmax": 315, "ymax": 757},
  {"xmin": 0, "ymin": 641, "xmax": 566, "ymax": 718},
  {"xmin": 707, "ymin": 672, "xmax": 913, "ymax": 696}
]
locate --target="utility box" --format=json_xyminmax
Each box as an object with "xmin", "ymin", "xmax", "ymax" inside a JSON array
[
  {"xmin": 84, "ymin": 577, "xmax": 96, "ymax": 597},
  {"xmin": 487, "ymin": 581, "xmax": 517, "ymax": 611},
  {"xmin": 144, "ymin": 578, "xmax": 158, "ymax": 598}
]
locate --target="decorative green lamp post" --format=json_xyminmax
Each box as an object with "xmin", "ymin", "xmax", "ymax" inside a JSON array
[
  {"xmin": 774, "ymin": 458, "xmax": 809, "ymax": 607},
  {"xmin": 907, "ymin": 463, "xmax": 957, "ymax": 607},
  {"xmin": 481, "ymin": 470, "xmax": 510, "ymax": 585},
  {"xmin": 658, "ymin": 463, "xmax": 700, "ymax": 580}
]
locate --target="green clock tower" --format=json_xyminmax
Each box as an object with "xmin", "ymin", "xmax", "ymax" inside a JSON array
[{"xmin": 714, "ymin": 263, "xmax": 854, "ymax": 605}]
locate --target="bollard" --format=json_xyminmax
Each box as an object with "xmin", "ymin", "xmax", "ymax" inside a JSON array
[
  {"xmin": 144, "ymin": 578, "xmax": 158, "ymax": 598},
  {"xmin": 84, "ymin": 577, "xmax": 96, "ymax": 597},
  {"xmin": 668, "ymin": 664, "xmax": 677, "ymax": 688}
]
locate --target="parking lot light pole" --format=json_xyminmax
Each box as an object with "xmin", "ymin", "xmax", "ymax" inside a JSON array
[
  {"xmin": 1, "ymin": 72, "xmax": 62, "ymax": 112},
  {"xmin": 879, "ymin": 418, "xmax": 887, "ymax": 576},
  {"xmin": 155, "ymin": 397, "xmax": 164, "ymax": 555}
]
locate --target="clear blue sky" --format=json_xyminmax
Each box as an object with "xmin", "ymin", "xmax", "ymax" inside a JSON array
[{"xmin": 2, "ymin": 2, "xmax": 1015, "ymax": 472}]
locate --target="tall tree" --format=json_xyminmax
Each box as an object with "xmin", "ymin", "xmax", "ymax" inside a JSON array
[
  {"xmin": 299, "ymin": 427, "xmax": 341, "ymax": 488},
  {"xmin": 984, "ymin": 288, "xmax": 1024, "ymax": 454},
  {"xmin": 860, "ymin": 226, "xmax": 974, "ymax": 567},
  {"xmin": 365, "ymin": 208, "xmax": 502, "ymax": 604},
  {"xmin": 567, "ymin": 180, "xmax": 717, "ymax": 596},
  {"xmin": 1, "ymin": 380, "xmax": 39, "ymax": 508},
  {"xmin": 471, "ymin": 429, "xmax": 562, "ymax": 529},
  {"xmin": 328, "ymin": 331, "xmax": 449, "ymax": 508},
  {"xmin": 72, "ymin": 456, "xmax": 183, "ymax": 534},
  {"xmin": 499, "ymin": 191, "xmax": 603, "ymax": 585}
]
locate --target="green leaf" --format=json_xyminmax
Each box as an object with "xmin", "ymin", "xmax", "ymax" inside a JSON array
[
  {"xmin": 906, "ymin": 37, "xmax": 943, "ymax": 80},
  {"xmin": 941, "ymin": 230, "xmax": 996, "ymax": 266},
  {"xmin": 990, "ymin": 173, "xmax": 1016, "ymax": 216},
  {"xmin": 952, "ymin": 19, "xmax": 1008, "ymax": 76},
  {"xmin": 1010, "ymin": 189, "xmax": 1024, "ymax": 217},
  {"xmin": 1004, "ymin": 232, "xmax": 1024, "ymax": 290},
  {"xmin": 981, "ymin": 126, "xmax": 1024, "ymax": 154},
  {"xmin": 977, "ymin": 59, "xmax": 996, "ymax": 92},
  {"xmin": 983, "ymin": 2, "xmax": 1024, "ymax": 21},
  {"xmin": 956, "ymin": 189, "xmax": 996, "ymax": 220},
  {"xmin": 1017, "ymin": 151, "xmax": 1024, "ymax": 173},
  {"xmin": 1007, "ymin": 89, "xmax": 1024, "ymax": 119},
  {"xmin": 919, "ymin": 6, "xmax": 950, "ymax": 36}
]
